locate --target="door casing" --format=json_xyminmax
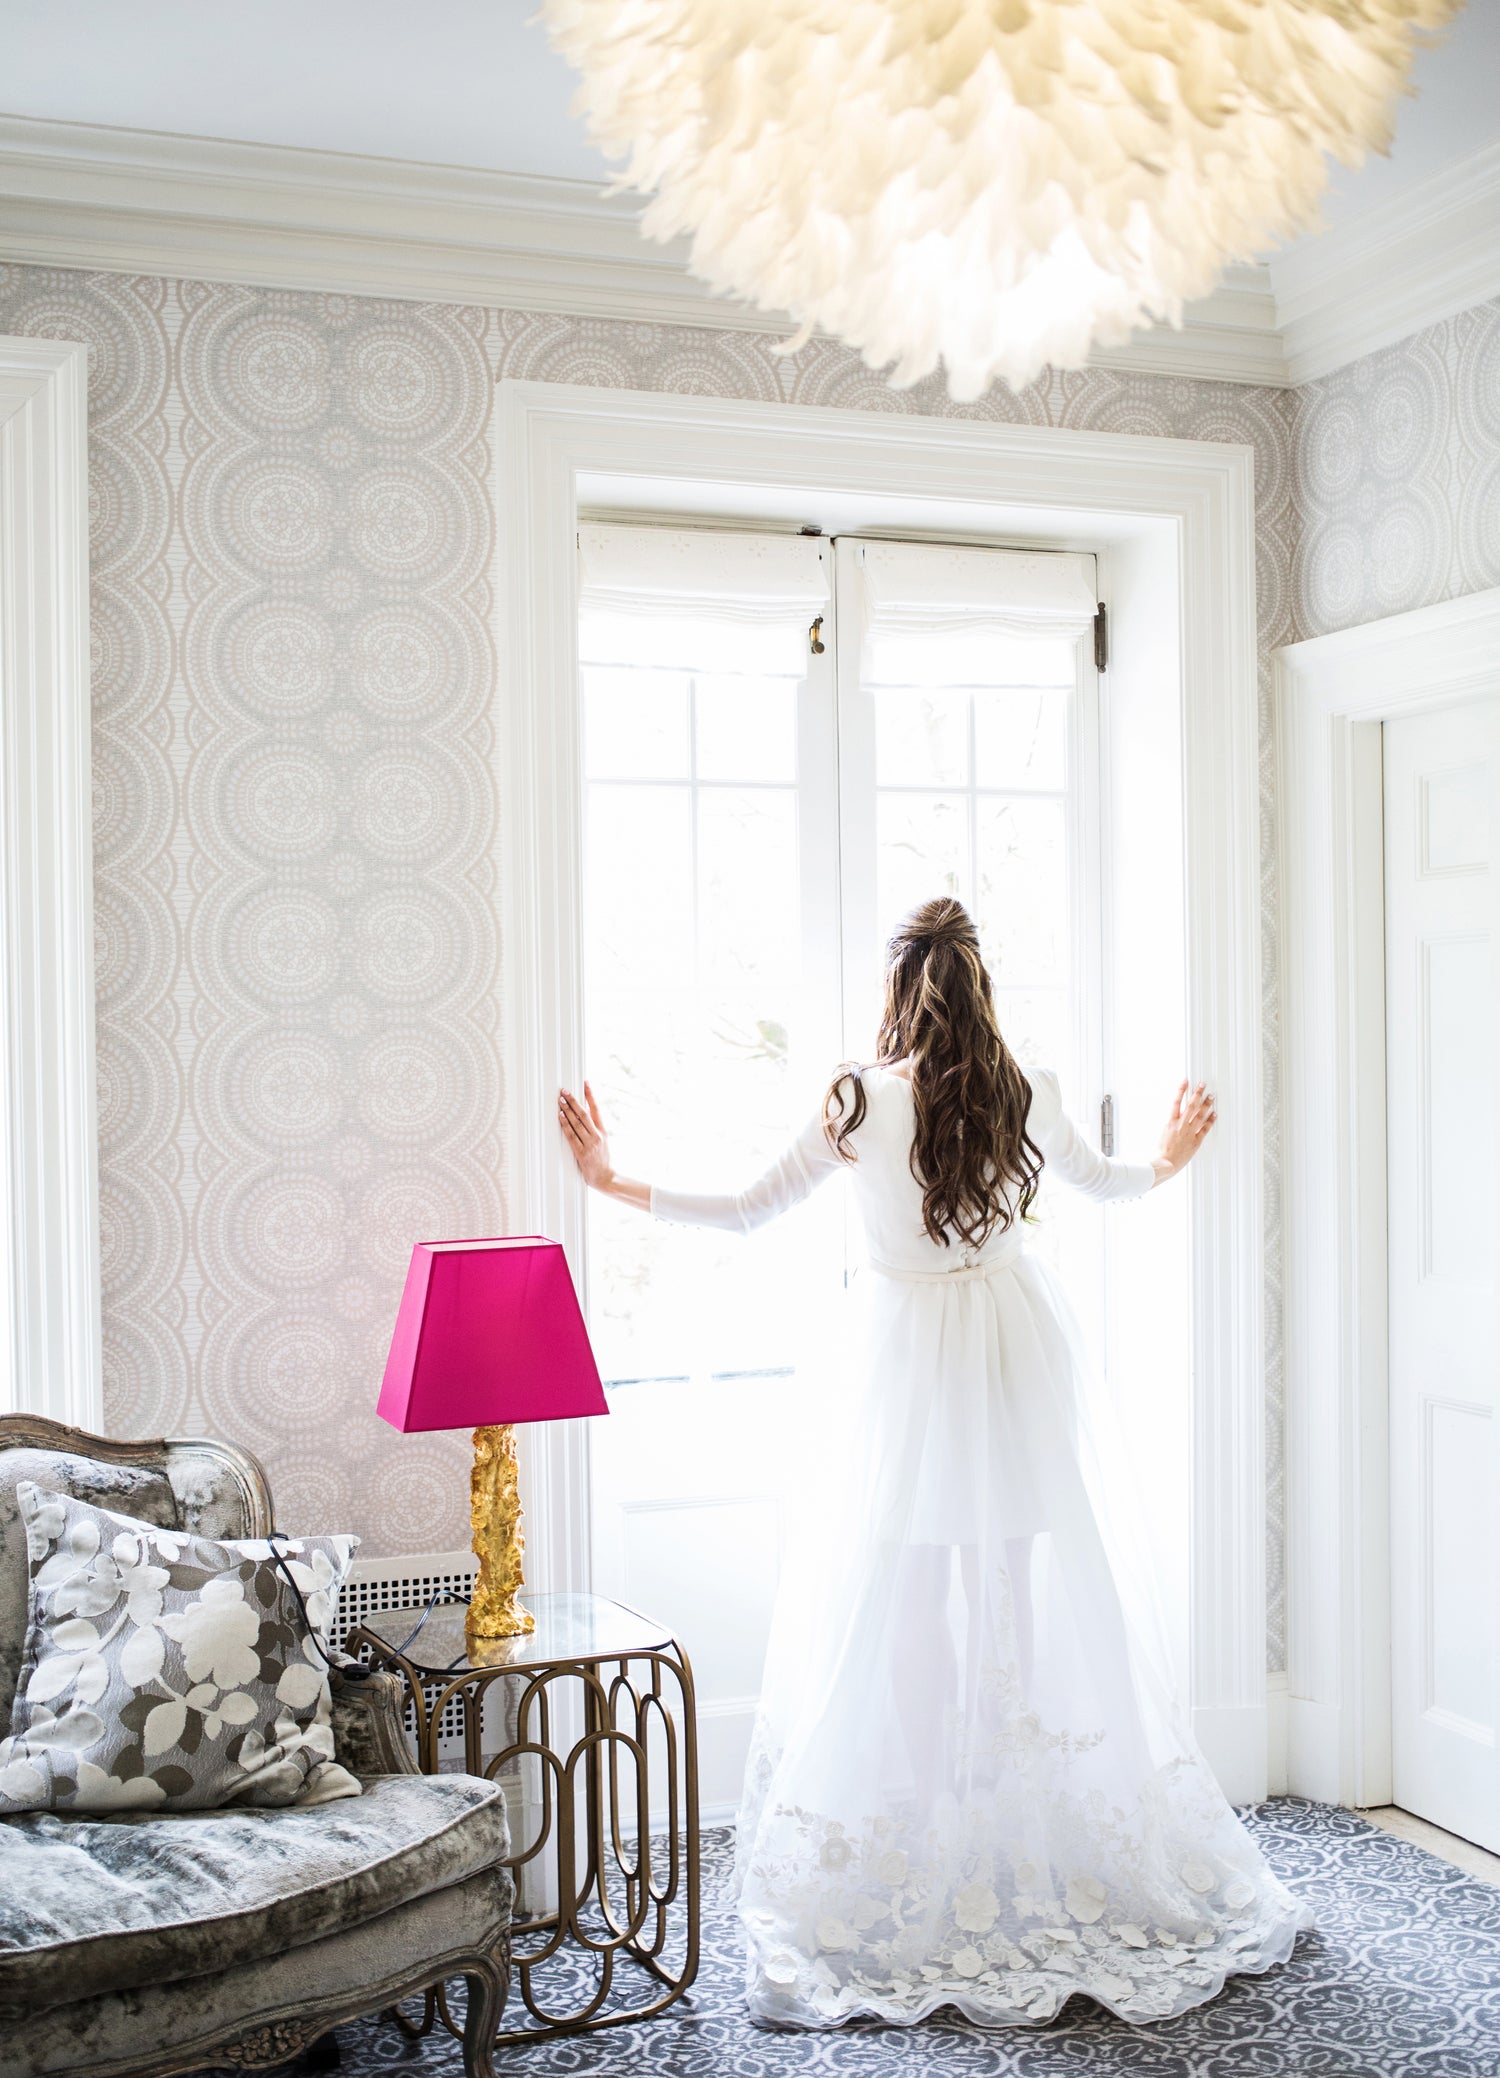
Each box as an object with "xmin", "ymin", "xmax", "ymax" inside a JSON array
[
  {"xmin": 498, "ymin": 379, "xmax": 1267, "ymax": 1801},
  {"xmin": 0, "ymin": 335, "xmax": 100, "ymax": 1428},
  {"xmin": 1276, "ymin": 584, "xmax": 1500, "ymax": 1808}
]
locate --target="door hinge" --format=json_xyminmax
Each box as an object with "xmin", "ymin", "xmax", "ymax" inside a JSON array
[
  {"xmin": 1093, "ymin": 602, "xmax": 1109, "ymax": 673},
  {"xmin": 1100, "ymin": 1093, "xmax": 1115, "ymax": 1155}
]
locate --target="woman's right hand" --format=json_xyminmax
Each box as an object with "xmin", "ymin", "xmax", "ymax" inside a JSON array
[
  {"xmin": 1152, "ymin": 1080, "xmax": 1216, "ymax": 1185},
  {"xmin": 559, "ymin": 1083, "xmax": 614, "ymax": 1191}
]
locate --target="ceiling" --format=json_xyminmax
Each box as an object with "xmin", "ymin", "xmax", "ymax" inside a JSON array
[
  {"xmin": 1312, "ymin": 0, "xmax": 1499, "ymax": 233},
  {"xmin": 0, "ymin": 0, "xmax": 611, "ymax": 182},
  {"xmin": 1, "ymin": 0, "xmax": 1495, "ymax": 251}
]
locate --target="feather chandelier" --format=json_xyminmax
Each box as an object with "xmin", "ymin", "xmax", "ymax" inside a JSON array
[{"xmin": 542, "ymin": 0, "xmax": 1459, "ymax": 398}]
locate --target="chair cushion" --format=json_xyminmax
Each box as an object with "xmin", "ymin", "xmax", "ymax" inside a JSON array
[
  {"xmin": 0, "ymin": 1770, "xmax": 508, "ymax": 2021},
  {"xmin": 1, "ymin": 1451, "xmax": 180, "ymax": 1740}
]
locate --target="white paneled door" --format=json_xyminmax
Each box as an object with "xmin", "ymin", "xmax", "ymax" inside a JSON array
[{"xmin": 1385, "ymin": 697, "xmax": 1500, "ymax": 1854}]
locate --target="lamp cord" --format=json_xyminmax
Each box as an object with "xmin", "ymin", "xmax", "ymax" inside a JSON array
[
  {"xmin": 386, "ymin": 1588, "xmax": 472, "ymax": 1667},
  {"xmin": 265, "ymin": 1533, "xmax": 477, "ymax": 1682},
  {"xmin": 265, "ymin": 1529, "xmax": 372, "ymax": 1684}
]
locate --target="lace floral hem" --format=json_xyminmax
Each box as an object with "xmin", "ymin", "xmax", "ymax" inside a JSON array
[
  {"xmin": 735, "ymin": 1740, "xmax": 1315, "ymax": 2031},
  {"xmin": 743, "ymin": 1899, "xmax": 1309, "ymax": 2029}
]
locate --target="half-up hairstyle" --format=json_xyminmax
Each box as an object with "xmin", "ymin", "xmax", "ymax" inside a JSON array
[{"xmin": 823, "ymin": 897, "xmax": 1043, "ymax": 1248}]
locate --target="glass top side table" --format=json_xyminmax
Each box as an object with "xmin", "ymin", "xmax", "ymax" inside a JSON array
[
  {"xmin": 347, "ymin": 1591, "xmax": 700, "ymax": 2045},
  {"xmin": 359, "ymin": 1592, "xmax": 677, "ymax": 1679}
]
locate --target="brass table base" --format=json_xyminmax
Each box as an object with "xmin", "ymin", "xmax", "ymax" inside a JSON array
[{"xmin": 348, "ymin": 1608, "xmax": 699, "ymax": 2044}]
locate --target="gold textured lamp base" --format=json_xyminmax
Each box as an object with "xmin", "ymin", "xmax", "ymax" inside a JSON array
[{"xmin": 467, "ymin": 1423, "xmax": 536, "ymax": 1641}]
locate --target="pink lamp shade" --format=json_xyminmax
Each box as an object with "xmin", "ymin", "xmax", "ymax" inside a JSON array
[{"xmin": 377, "ymin": 1236, "xmax": 607, "ymax": 1434}]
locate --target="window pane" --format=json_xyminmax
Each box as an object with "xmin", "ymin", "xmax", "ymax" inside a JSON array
[
  {"xmin": 993, "ymin": 987, "xmax": 1069, "ymax": 1076},
  {"xmin": 584, "ymin": 665, "xmax": 690, "ymax": 779},
  {"xmin": 868, "ymin": 629, "xmax": 1077, "ymax": 688},
  {"xmin": 876, "ymin": 792, "xmax": 968, "ymax": 942},
  {"xmin": 874, "ymin": 688, "xmax": 969, "ymax": 788},
  {"xmin": 585, "ymin": 733, "xmax": 812, "ymax": 1389},
  {"xmin": 698, "ymin": 789, "xmax": 799, "ymax": 996},
  {"xmin": 585, "ymin": 782, "xmax": 693, "ymax": 993},
  {"xmin": 585, "ymin": 989, "xmax": 697, "ymax": 1144},
  {"xmin": 974, "ymin": 687, "xmax": 1068, "ymax": 791},
  {"xmin": 584, "ymin": 992, "xmax": 804, "ymax": 1384},
  {"xmin": 695, "ymin": 674, "xmax": 796, "ymax": 783},
  {"xmin": 976, "ymin": 796, "xmax": 1067, "ymax": 987}
]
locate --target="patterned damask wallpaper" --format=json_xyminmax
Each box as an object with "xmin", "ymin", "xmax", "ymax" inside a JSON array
[
  {"xmin": 0, "ymin": 257, "xmax": 1494, "ymax": 1674},
  {"xmin": 1291, "ymin": 297, "xmax": 1500, "ymax": 637}
]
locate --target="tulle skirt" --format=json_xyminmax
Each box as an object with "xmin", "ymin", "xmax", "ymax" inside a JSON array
[{"xmin": 733, "ymin": 1239, "xmax": 1311, "ymax": 2029}]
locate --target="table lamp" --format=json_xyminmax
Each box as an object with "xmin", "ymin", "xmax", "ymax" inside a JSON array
[{"xmin": 377, "ymin": 1236, "xmax": 608, "ymax": 1642}]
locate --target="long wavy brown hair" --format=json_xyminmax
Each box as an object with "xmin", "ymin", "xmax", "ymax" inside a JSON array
[{"xmin": 824, "ymin": 897, "xmax": 1042, "ymax": 1247}]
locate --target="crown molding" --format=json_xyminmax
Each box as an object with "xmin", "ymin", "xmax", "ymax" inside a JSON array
[
  {"xmin": 7, "ymin": 114, "xmax": 1495, "ymax": 392},
  {"xmin": 1097, "ymin": 269, "xmax": 1284, "ymax": 386},
  {"xmin": 0, "ymin": 115, "xmax": 725, "ymax": 325},
  {"xmin": 1271, "ymin": 140, "xmax": 1500, "ymax": 385},
  {"xmin": 0, "ymin": 114, "xmax": 1289, "ymax": 386}
]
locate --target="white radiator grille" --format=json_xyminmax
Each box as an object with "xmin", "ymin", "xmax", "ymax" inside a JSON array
[{"xmin": 334, "ymin": 1551, "xmax": 478, "ymax": 1758}]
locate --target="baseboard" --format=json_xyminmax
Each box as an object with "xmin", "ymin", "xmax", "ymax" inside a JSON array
[
  {"xmin": 1266, "ymin": 1672, "xmax": 1289, "ymax": 1796},
  {"xmin": 1285, "ymin": 1695, "xmax": 1346, "ymax": 1805},
  {"xmin": 1193, "ymin": 1703, "xmax": 1269, "ymax": 1807}
]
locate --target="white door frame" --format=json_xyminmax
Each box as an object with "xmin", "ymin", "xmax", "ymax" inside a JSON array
[
  {"xmin": 497, "ymin": 379, "xmax": 1267, "ymax": 1800},
  {"xmin": 1275, "ymin": 584, "xmax": 1500, "ymax": 1807},
  {"xmin": 0, "ymin": 337, "xmax": 101, "ymax": 1428}
]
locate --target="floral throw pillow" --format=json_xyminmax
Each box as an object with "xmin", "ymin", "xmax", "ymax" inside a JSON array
[{"xmin": 0, "ymin": 1483, "xmax": 362, "ymax": 1813}]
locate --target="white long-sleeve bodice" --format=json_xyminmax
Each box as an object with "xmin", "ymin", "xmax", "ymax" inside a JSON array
[{"xmin": 650, "ymin": 1064, "xmax": 1153, "ymax": 1271}]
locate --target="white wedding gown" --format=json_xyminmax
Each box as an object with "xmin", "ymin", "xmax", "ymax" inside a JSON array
[{"xmin": 650, "ymin": 1063, "xmax": 1311, "ymax": 2029}]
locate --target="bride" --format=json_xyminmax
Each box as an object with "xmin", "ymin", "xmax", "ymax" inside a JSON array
[{"xmin": 559, "ymin": 895, "xmax": 1310, "ymax": 2030}]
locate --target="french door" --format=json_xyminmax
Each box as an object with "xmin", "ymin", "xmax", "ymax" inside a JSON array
[{"xmin": 579, "ymin": 526, "xmax": 1105, "ymax": 1815}]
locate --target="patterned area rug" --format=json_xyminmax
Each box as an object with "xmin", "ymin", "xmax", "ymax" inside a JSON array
[{"xmin": 210, "ymin": 1799, "xmax": 1500, "ymax": 2078}]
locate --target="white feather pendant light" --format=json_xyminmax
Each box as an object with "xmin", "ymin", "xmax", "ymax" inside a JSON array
[{"xmin": 542, "ymin": 0, "xmax": 1460, "ymax": 397}]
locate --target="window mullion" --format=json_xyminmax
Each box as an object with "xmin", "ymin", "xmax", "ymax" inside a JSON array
[
  {"xmin": 968, "ymin": 690, "xmax": 979, "ymax": 915},
  {"xmin": 688, "ymin": 671, "xmax": 702, "ymax": 1001}
]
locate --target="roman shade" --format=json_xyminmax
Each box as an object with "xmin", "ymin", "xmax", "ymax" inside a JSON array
[{"xmin": 578, "ymin": 524, "xmax": 830, "ymax": 677}]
